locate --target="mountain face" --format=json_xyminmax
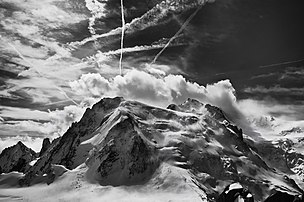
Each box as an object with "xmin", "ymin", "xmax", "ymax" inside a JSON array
[
  {"xmin": 0, "ymin": 141, "xmax": 37, "ymax": 174},
  {"xmin": 1, "ymin": 97, "xmax": 303, "ymax": 201},
  {"xmin": 20, "ymin": 97, "xmax": 123, "ymax": 185},
  {"xmin": 39, "ymin": 138, "xmax": 51, "ymax": 157}
]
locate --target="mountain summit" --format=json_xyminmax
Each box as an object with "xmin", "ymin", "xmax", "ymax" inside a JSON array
[
  {"xmin": 0, "ymin": 97, "xmax": 303, "ymax": 202},
  {"xmin": 0, "ymin": 141, "xmax": 37, "ymax": 174}
]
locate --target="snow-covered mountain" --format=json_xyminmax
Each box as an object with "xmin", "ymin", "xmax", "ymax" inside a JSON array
[{"xmin": 0, "ymin": 97, "xmax": 303, "ymax": 202}]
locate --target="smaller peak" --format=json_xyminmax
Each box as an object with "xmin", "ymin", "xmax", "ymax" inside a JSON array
[
  {"xmin": 167, "ymin": 104, "xmax": 179, "ymax": 111},
  {"xmin": 204, "ymin": 104, "xmax": 228, "ymax": 121},
  {"xmin": 17, "ymin": 141, "xmax": 25, "ymax": 147},
  {"xmin": 39, "ymin": 138, "xmax": 51, "ymax": 157},
  {"xmin": 103, "ymin": 96, "xmax": 124, "ymax": 103},
  {"xmin": 182, "ymin": 98, "xmax": 204, "ymax": 107},
  {"xmin": 83, "ymin": 97, "xmax": 125, "ymax": 116},
  {"xmin": 175, "ymin": 98, "xmax": 205, "ymax": 113},
  {"xmin": 93, "ymin": 97, "xmax": 124, "ymax": 109}
]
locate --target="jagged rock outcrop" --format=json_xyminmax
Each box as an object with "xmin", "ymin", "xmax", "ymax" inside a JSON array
[
  {"xmin": 39, "ymin": 138, "xmax": 51, "ymax": 157},
  {"xmin": 217, "ymin": 183, "xmax": 254, "ymax": 202},
  {"xmin": 264, "ymin": 191, "xmax": 303, "ymax": 202},
  {"xmin": 0, "ymin": 141, "xmax": 37, "ymax": 174}
]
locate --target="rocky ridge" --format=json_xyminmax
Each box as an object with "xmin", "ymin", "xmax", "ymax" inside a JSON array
[{"xmin": 0, "ymin": 141, "xmax": 37, "ymax": 174}]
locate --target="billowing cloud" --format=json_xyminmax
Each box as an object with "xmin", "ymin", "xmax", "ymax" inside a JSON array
[
  {"xmin": 85, "ymin": 0, "xmax": 107, "ymax": 35},
  {"xmin": 69, "ymin": 69, "xmax": 242, "ymax": 119},
  {"xmin": 48, "ymin": 105, "xmax": 86, "ymax": 135},
  {"xmin": 69, "ymin": 73, "xmax": 111, "ymax": 97}
]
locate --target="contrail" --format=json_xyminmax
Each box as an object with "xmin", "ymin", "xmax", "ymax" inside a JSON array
[
  {"xmin": 119, "ymin": 0, "xmax": 126, "ymax": 76},
  {"xmin": 259, "ymin": 58, "xmax": 304, "ymax": 68},
  {"xmin": 7, "ymin": 43, "xmax": 80, "ymax": 106},
  {"xmin": 8, "ymin": 43, "xmax": 35, "ymax": 70},
  {"xmin": 150, "ymin": 5, "xmax": 203, "ymax": 65}
]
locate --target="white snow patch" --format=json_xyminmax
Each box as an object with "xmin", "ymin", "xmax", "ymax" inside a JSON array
[
  {"xmin": 225, "ymin": 182, "xmax": 243, "ymax": 194},
  {"xmin": 29, "ymin": 158, "xmax": 39, "ymax": 166}
]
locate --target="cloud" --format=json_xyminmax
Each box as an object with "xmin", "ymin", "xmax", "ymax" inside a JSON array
[
  {"xmin": 48, "ymin": 105, "xmax": 86, "ymax": 135},
  {"xmin": 71, "ymin": 0, "xmax": 212, "ymax": 47},
  {"xmin": 237, "ymin": 98, "xmax": 304, "ymax": 141},
  {"xmin": 1, "ymin": 0, "xmax": 87, "ymax": 29},
  {"xmin": 69, "ymin": 69, "xmax": 243, "ymax": 120},
  {"xmin": 243, "ymin": 85, "xmax": 304, "ymax": 96},
  {"xmin": 0, "ymin": 0, "xmax": 95, "ymax": 107},
  {"xmin": 85, "ymin": 0, "xmax": 107, "ymax": 35},
  {"xmin": 238, "ymin": 99, "xmax": 304, "ymax": 121},
  {"xmin": 0, "ymin": 120, "xmax": 57, "ymax": 138},
  {"xmin": 0, "ymin": 105, "xmax": 86, "ymax": 141},
  {"xmin": 69, "ymin": 73, "xmax": 111, "ymax": 97},
  {"xmin": 279, "ymin": 66, "xmax": 304, "ymax": 82},
  {"xmin": 0, "ymin": 106, "xmax": 50, "ymax": 121}
]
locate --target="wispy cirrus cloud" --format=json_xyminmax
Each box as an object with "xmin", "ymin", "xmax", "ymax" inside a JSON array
[
  {"xmin": 0, "ymin": 0, "xmax": 93, "ymax": 109},
  {"xmin": 0, "ymin": 103, "xmax": 85, "ymax": 140},
  {"xmin": 0, "ymin": 106, "xmax": 50, "ymax": 121},
  {"xmin": 243, "ymin": 85, "xmax": 304, "ymax": 97}
]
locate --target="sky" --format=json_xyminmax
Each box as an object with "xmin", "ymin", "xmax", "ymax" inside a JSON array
[{"xmin": 0, "ymin": 0, "xmax": 304, "ymax": 152}]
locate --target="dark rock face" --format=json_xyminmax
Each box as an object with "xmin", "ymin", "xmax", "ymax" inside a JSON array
[
  {"xmin": 0, "ymin": 141, "xmax": 37, "ymax": 174},
  {"xmin": 205, "ymin": 104, "xmax": 228, "ymax": 121},
  {"xmin": 264, "ymin": 191, "xmax": 303, "ymax": 202},
  {"xmin": 86, "ymin": 116, "xmax": 158, "ymax": 186},
  {"xmin": 217, "ymin": 183, "xmax": 254, "ymax": 202},
  {"xmin": 166, "ymin": 104, "xmax": 179, "ymax": 111},
  {"xmin": 39, "ymin": 138, "xmax": 51, "ymax": 157}
]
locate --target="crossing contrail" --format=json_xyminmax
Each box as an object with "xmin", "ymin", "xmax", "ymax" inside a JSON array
[
  {"xmin": 150, "ymin": 5, "xmax": 203, "ymax": 65},
  {"xmin": 119, "ymin": 0, "xmax": 126, "ymax": 76},
  {"xmin": 259, "ymin": 58, "xmax": 304, "ymax": 68},
  {"xmin": 7, "ymin": 43, "xmax": 80, "ymax": 106},
  {"xmin": 7, "ymin": 43, "xmax": 35, "ymax": 71}
]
